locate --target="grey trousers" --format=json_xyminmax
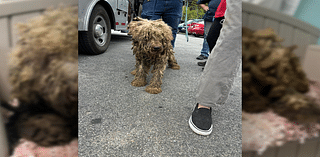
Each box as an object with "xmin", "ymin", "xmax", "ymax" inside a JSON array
[{"xmin": 196, "ymin": 0, "xmax": 242, "ymax": 107}]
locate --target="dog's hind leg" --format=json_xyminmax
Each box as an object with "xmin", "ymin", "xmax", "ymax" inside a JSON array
[
  {"xmin": 145, "ymin": 59, "xmax": 166, "ymax": 94},
  {"xmin": 131, "ymin": 60, "xmax": 151, "ymax": 87}
]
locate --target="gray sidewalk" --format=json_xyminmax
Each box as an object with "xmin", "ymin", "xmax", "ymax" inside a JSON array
[{"xmin": 78, "ymin": 32, "xmax": 242, "ymax": 156}]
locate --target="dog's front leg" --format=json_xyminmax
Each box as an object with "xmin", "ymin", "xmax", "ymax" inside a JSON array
[
  {"xmin": 131, "ymin": 58, "xmax": 139, "ymax": 75},
  {"xmin": 145, "ymin": 59, "xmax": 166, "ymax": 94},
  {"xmin": 131, "ymin": 60, "xmax": 150, "ymax": 87}
]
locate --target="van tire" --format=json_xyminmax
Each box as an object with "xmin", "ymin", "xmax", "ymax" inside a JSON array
[{"xmin": 79, "ymin": 4, "xmax": 111, "ymax": 55}]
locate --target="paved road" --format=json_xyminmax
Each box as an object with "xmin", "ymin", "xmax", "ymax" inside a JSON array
[{"xmin": 78, "ymin": 32, "xmax": 242, "ymax": 156}]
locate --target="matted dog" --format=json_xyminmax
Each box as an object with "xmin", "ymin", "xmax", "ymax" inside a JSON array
[
  {"xmin": 128, "ymin": 17, "xmax": 179, "ymax": 94},
  {"xmin": 4, "ymin": 6, "xmax": 78, "ymax": 153}
]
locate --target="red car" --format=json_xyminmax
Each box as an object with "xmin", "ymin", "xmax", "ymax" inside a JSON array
[{"xmin": 187, "ymin": 21, "xmax": 204, "ymax": 37}]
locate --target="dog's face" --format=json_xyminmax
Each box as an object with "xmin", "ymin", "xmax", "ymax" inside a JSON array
[
  {"xmin": 128, "ymin": 18, "xmax": 173, "ymax": 56},
  {"xmin": 142, "ymin": 33, "xmax": 164, "ymax": 55}
]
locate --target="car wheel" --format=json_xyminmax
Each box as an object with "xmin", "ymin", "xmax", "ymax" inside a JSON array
[{"xmin": 79, "ymin": 4, "xmax": 111, "ymax": 55}]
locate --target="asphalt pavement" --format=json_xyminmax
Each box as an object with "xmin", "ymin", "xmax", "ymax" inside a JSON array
[{"xmin": 78, "ymin": 31, "xmax": 242, "ymax": 156}]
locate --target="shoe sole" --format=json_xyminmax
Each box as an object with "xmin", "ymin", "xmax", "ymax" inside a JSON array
[
  {"xmin": 197, "ymin": 62, "xmax": 206, "ymax": 66},
  {"xmin": 188, "ymin": 116, "xmax": 213, "ymax": 136},
  {"xmin": 196, "ymin": 58, "xmax": 207, "ymax": 60},
  {"xmin": 196, "ymin": 56, "xmax": 208, "ymax": 60}
]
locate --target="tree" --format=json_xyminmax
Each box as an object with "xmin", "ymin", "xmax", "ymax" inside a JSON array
[{"xmin": 182, "ymin": 0, "xmax": 205, "ymax": 21}]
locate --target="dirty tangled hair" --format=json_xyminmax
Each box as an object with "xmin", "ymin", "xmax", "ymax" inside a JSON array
[
  {"xmin": 128, "ymin": 17, "xmax": 174, "ymax": 62},
  {"xmin": 9, "ymin": 6, "xmax": 78, "ymax": 118},
  {"xmin": 127, "ymin": 17, "xmax": 175, "ymax": 94}
]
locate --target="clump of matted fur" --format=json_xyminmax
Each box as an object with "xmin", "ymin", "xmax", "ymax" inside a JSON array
[
  {"xmin": 128, "ymin": 17, "xmax": 174, "ymax": 94},
  {"xmin": 6, "ymin": 6, "xmax": 78, "ymax": 152},
  {"xmin": 242, "ymin": 27, "xmax": 320, "ymax": 124}
]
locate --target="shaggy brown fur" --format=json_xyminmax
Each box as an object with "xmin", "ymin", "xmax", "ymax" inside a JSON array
[
  {"xmin": 128, "ymin": 17, "xmax": 175, "ymax": 94},
  {"xmin": 242, "ymin": 27, "xmax": 320, "ymax": 124},
  {"xmin": 6, "ymin": 6, "xmax": 78, "ymax": 151}
]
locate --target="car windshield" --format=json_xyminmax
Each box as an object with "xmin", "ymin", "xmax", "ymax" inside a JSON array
[{"xmin": 186, "ymin": 20, "xmax": 193, "ymax": 24}]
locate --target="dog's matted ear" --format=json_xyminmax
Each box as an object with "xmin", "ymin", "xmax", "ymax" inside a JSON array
[{"xmin": 128, "ymin": 21, "xmax": 144, "ymax": 36}]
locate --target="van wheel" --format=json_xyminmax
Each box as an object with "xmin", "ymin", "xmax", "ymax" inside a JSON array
[{"xmin": 79, "ymin": 4, "xmax": 111, "ymax": 55}]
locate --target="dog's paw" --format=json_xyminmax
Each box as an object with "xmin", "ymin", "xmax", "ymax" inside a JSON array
[
  {"xmin": 131, "ymin": 79, "xmax": 147, "ymax": 87},
  {"xmin": 18, "ymin": 114, "xmax": 73, "ymax": 146},
  {"xmin": 145, "ymin": 86, "xmax": 162, "ymax": 94},
  {"xmin": 168, "ymin": 64, "xmax": 180, "ymax": 70},
  {"xmin": 131, "ymin": 69, "xmax": 137, "ymax": 75}
]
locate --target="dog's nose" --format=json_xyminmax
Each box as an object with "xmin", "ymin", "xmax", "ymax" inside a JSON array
[{"xmin": 154, "ymin": 46, "xmax": 161, "ymax": 50}]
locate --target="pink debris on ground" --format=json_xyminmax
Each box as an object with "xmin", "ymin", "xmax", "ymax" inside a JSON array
[
  {"xmin": 11, "ymin": 139, "xmax": 78, "ymax": 157},
  {"xmin": 242, "ymin": 110, "xmax": 320, "ymax": 155},
  {"xmin": 243, "ymin": 79, "xmax": 320, "ymax": 155}
]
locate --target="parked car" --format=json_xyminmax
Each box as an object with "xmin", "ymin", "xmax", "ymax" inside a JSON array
[
  {"xmin": 178, "ymin": 23, "xmax": 186, "ymax": 33},
  {"xmin": 188, "ymin": 21, "xmax": 204, "ymax": 37},
  {"xmin": 178, "ymin": 19, "xmax": 203, "ymax": 33},
  {"xmin": 186, "ymin": 19, "xmax": 203, "ymax": 27}
]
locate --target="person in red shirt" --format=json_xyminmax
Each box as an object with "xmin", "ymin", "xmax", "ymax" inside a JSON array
[{"xmin": 198, "ymin": 0, "xmax": 226, "ymax": 66}]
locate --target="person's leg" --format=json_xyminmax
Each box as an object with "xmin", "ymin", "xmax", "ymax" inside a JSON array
[
  {"xmin": 161, "ymin": 0, "xmax": 183, "ymax": 48},
  {"xmin": 203, "ymin": 20, "xmax": 213, "ymax": 55},
  {"xmin": 189, "ymin": 0, "xmax": 242, "ymax": 135},
  {"xmin": 198, "ymin": 0, "xmax": 241, "ymax": 108},
  {"xmin": 200, "ymin": 37, "xmax": 209, "ymax": 58},
  {"xmin": 197, "ymin": 21, "xmax": 213, "ymax": 60},
  {"xmin": 198, "ymin": 17, "xmax": 224, "ymax": 67},
  {"xmin": 207, "ymin": 17, "xmax": 224, "ymax": 52},
  {"xmin": 141, "ymin": 0, "xmax": 162, "ymax": 20},
  {"xmin": 161, "ymin": 0, "xmax": 183, "ymax": 69}
]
